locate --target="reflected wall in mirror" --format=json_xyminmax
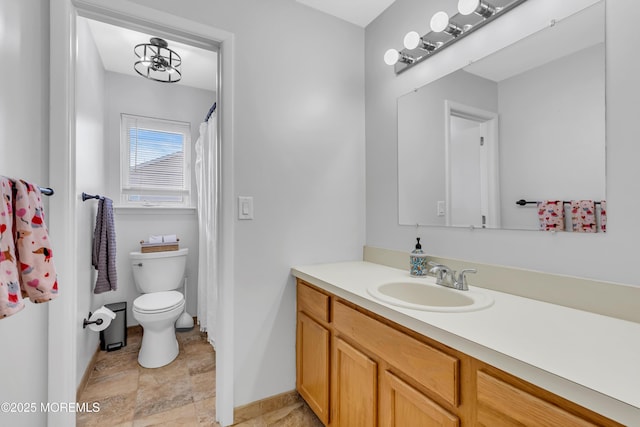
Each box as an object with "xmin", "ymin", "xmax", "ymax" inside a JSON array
[{"xmin": 398, "ymin": 1, "xmax": 605, "ymax": 231}]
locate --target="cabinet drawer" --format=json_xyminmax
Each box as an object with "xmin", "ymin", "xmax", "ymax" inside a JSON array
[
  {"xmin": 297, "ymin": 281, "xmax": 330, "ymax": 323},
  {"xmin": 476, "ymin": 370, "xmax": 599, "ymax": 427},
  {"xmin": 333, "ymin": 301, "xmax": 459, "ymax": 406}
]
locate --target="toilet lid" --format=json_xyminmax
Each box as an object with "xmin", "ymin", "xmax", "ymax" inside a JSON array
[{"xmin": 134, "ymin": 291, "xmax": 184, "ymax": 313}]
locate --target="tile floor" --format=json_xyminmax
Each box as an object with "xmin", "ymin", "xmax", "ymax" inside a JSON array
[{"xmin": 77, "ymin": 326, "xmax": 322, "ymax": 426}]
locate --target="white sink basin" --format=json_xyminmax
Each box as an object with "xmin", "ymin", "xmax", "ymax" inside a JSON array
[{"xmin": 367, "ymin": 280, "xmax": 494, "ymax": 313}]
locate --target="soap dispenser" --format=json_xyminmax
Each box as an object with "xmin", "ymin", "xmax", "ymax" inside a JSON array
[{"xmin": 410, "ymin": 237, "xmax": 428, "ymax": 276}]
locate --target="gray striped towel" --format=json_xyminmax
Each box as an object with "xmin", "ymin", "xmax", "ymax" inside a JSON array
[{"xmin": 92, "ymin": 197, "xmax": 117, "ymax": 293}]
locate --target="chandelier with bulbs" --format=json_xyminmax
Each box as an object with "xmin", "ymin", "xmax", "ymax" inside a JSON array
[{"xmin": 134, "ymin": 37, "xmax": 182, "ymax": 83}]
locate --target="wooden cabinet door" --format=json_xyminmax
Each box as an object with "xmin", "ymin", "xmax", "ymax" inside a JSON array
[
  {"xmin": 297, "ymin": 311, "xmax": 330, "ymax": 425},
  {"xmin": 333, "ymin": 337, "xmax": 377, "ymax": 427},
  {"xmin": 380, "ymin": 370, "xmax": 459, "ymax": 427},
  {"xmin": 476, "ymin": 370, "xmax": 601, "ymax": 427}
]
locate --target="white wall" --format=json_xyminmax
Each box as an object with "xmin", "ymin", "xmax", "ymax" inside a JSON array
[
  {"xmin": 499, "ymin": 45, "xmax": 605, "ymax": 229},
  {"xmin": 366, "ymin": 0, "xmax": 640, "ymax": 286},
  {"xmin": 0, "ymin": 0, "xmax": 50, "ymax": 425},
  {"xmin": 75, "ymin": 16, "xmax": 108, "ymax": 387},
  {"xmin": 124, "ymin": 0, "xmax": 366, "ymax": 406},
  {"xmin": 103, "ymin": 71, "xmax": 215, "ymax": 325}
]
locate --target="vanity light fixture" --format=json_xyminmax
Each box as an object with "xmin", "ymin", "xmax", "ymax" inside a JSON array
[
  {"xmin": 384, "ymin": 0, "xmax": 528, "ymax": 74},
  {"xmin": 134, "ymin": 37, "xmax": 182, "ymax": 83}
]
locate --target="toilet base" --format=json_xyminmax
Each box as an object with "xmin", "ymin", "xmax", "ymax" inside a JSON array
[
  {"xmin": 138, "ymin": 326, "xmax": 179, "ymax": 368},
  {"xmin": 132, "ymin": 294, "xmax": 185, "ymax": 369}
]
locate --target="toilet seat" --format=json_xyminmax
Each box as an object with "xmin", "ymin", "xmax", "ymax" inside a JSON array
[{"xmin": 133, "ymin": 291, "xmax": 184, "ymax": 314}]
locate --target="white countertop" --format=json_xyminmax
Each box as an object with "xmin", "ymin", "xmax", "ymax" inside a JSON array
[{"xmin": 291, "ymin": 261, "xmax": 640, "ymax": 426}]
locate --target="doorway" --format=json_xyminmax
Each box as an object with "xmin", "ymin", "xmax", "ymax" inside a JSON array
[
  {"xmin": 48, "ymin": 1, "xmax": 235, "ymax": 425},
  {"xmin": 444, "ymin": 100, "xmax": 501, "ymax": 228}
]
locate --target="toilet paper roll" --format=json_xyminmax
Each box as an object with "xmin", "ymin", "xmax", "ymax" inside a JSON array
[
  {"xmin": 88, "ymin": 306, "xmax": 116, "ymax": 332},
  {"xmin": 162, "ymin": 234, "xmax": 178, "ymax": 243},
  {"xmin": 149, "ymin": 235, "xmax": 163, "ymax": 244}
]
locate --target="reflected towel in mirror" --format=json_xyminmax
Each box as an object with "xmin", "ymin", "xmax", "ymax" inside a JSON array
[
  {"xmin": 570, "ymin": 200, "xmax": 596, "ymax": 233},
  {"xmin": 599, "ymin": 200, "xmax": 607, "ymax": 232},
  {"xmin": 537, "ymin": 200, "xmax": 565, "ymax": 231}
]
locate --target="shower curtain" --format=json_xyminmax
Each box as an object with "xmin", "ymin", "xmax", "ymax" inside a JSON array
[{"xmin": 195, "ymin": 111, "xmax": 218, "ymax": 346}]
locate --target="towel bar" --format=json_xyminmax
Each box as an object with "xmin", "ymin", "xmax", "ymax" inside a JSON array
[
  {"xmin": 82, "ymin": 192, "xmax": 104, "ymax": 201},
  {"xmin": 516, "ymin": 199, "xmax": 602, "ymax": 206}
]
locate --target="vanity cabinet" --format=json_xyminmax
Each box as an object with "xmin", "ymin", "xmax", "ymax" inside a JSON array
[
  {"xmin": 295, "ymin": 279, "xmax": 623, "ymax": 427},
  {"xmin": 296, "ymin": 283, "xmax": 331, "ymax": 424}
]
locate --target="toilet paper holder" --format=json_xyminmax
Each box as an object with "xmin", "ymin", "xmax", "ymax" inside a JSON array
[{"xmin": 82, "ymin": 312, "xmax": 104, "ymax": 329}]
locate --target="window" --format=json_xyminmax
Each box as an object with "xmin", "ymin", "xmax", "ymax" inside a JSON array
[{"xmin": 121, "ymin": 114, "xmax": 192, "ymax": 207}]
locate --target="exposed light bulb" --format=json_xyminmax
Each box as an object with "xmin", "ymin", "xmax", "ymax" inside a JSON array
[
  {"xmin": 141, "ymin": 56, "xmax": 152, "ymax": 67},
  {"xmin": 430, "ymin": 11, "xmax": 450, "ymax": 33},
  {"xmin": 458, "ymin": 0, "xmax": 496, "ymax": 18},
  {"xmin": 384, "ymin": 48, "xmax": 400, "ymax": 66},
  {"xmin": 403, "ymin": 31, "xmax": 421, "ymax": 50},
  {"xmin": 458, "ymin": 0, "xmax": 480, "ymax": 15}
]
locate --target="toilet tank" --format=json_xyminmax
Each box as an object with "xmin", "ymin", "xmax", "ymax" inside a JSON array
[{"xmin": 130, "ymin": 248, "xmax": 189, "ymax": 293}]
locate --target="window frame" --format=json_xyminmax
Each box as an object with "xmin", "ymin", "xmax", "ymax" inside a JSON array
[{"xmin": 120, "ymin": 113, "xmax": 192, "ymax": 208}]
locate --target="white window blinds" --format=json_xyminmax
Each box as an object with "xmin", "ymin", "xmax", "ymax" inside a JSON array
[{"xmin": 121, "ymin": 114, "xmax": 191, "ymax": 206}]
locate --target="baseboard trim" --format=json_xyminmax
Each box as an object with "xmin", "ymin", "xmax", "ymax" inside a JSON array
[
  {"xmin": 76, "ymin": 345, "xmax": 100, "ymax": 401},
  {"xmin": 233, "ymin": 390, "xmax": 301, "ymax": 424}
]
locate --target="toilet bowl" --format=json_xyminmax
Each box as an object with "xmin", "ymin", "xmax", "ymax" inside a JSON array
[
  {"xmin": 133, "ymin": 291, "xmax": 185, "ymax": 368},
  {"xmin": 130, "ymin": 248, "xmax": 188, "ymax": 368}
]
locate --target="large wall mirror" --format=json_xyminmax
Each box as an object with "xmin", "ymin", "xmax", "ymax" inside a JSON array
[{"xmin": 398, "ymin": 1, "xmax": 605, "ymax": 231}]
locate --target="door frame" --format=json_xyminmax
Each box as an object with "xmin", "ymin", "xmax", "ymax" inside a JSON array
[
  {"xmin": 444, "ymin": 100, "xmax": 501, "ymax": 228},
  {"xmin": 49, "ymin": 1, "xmax": 236, "ymax": 425}
]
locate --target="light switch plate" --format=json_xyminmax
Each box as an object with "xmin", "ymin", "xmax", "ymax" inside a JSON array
[
  {"xmin": 238, "ymin": 196, "xmax": 254, "ymax": 220},
  {"xmin": 437, "ymin": 201, "xmax": 445, "ymax": 217}
]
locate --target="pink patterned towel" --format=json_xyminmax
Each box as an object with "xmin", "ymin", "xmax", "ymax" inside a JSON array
[
  {"xmin": 0, "ymin": 177, "xmax": 25, "ymax": 318},
  {"xmin": 0, "ymin": 178, "xmax": 58, "ymax": 319},
  {"xmin": 537, "ymin": 200, "xmax": 565, "ymax": 231},
  {"xmin": 570, "ymin": 200, "xmax": 596, "ymax": 233},
  {"xmin": 14, "ymin": 180, "xmax": 58, "ymax": 303},
  {"xmin": 600, "ymin": 200, "xmax": 607, "ymax": 232}
]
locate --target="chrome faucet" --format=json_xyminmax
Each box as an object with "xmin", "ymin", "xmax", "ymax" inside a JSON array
[
  {"xmin": 452, "ymin": 269, "xmax": 477, "ymax": 291},
  {"xmin": 427, "ymin": 262, "xmax": 450, "ymax": 285},
  {"xmin": 428, "ymin": 262, "xmax": 476, "ymax": 291}
]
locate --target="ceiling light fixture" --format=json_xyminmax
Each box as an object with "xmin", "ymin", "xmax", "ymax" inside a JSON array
[
  {"xmin": 134, "ymin": 37, "xmax": 182, "ymax": 83},
  {"xmin": 384, "ymin": 0, "xmax": 528, "ymax": 74}
]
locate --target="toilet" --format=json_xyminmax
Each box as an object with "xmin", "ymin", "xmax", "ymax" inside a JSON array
[{"xmin": 130, "ymin": 248, "xmax": 188, "ymax": 368}]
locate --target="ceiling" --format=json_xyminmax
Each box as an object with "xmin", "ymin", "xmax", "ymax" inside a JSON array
[
  {"xmin": 85, "ymin": 18, "xmax": 217, "ymax": 92},
  {"xmin": 295, "ymin": 0, "xmax": 396, "ymax": 27}
]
